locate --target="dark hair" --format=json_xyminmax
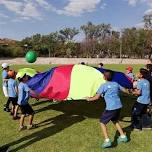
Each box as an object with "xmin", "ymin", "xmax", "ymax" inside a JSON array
[
  {"xmin": 104, "ymin": 70, "xmax": 113, "ymax": 81},
  {"xmin": 80, "ymin": 62, "xmax": 85, "ymax": 65},
  {"xmin": 139, "ymin": 68, "xmax": 149, "ymax": 79},
  {"xmin": 18, "ymin": 74, "xmax": 26, "ymax": 82},
  {"xmin": 99, "ymin": 63, "xmax": 103, "ymax": 67},
  {"xmin": 146, "ymin": 64, "xmax": 152, "ymax": 72}
]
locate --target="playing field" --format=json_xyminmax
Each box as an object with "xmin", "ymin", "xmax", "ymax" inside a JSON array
[{"xmin": 1, "ymin": 64, "xmax": 152, "ymax": 152}]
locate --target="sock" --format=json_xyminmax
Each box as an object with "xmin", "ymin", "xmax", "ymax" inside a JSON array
[
  {"xmin": 120, "ymin": 135, "xmax": 126, "ymax": 138},
  {"xmin": 105, "ymin": 138, "xmax": 110, "ymax": 142}
]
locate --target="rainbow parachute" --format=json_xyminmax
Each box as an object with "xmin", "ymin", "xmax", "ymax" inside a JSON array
[{"xmin": 18, "ymin": 65, "xmax": 133, "ymax": 100}]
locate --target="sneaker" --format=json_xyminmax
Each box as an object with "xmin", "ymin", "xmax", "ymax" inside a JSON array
[
  {"xmin": 101, "ymin": 140, "xmax": 112, "ymax": 148},
  {"xmin": 19, "ymin": 126, "xmax": 26, "ymax": 131},
  {"xmin": 27, "ymin": 124, "xmax": 37, "ymax": 130},
  {"xmin": 4, "ymin": 107, "xmax": 10, "ymax": 112},
  {"xmin": 5, "ymin": 108, "xmax": 10, "ymax": 112},
  {"xmin": 13, "ymin": 116, "xmax": 20, "ymax": 120},
  {"xmin": 117, "ymin": 136, "xmax": 128, "ymax": 144}
]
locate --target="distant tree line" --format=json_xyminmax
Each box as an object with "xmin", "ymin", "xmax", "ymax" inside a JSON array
[{"xmin": 0, "ymin": 15, "xmax": 152, "ymax": 58}]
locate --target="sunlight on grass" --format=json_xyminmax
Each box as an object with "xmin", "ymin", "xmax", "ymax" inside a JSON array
[{"xmin": 1, "ymin": 64, "xmax": 152, "ymax": 152}]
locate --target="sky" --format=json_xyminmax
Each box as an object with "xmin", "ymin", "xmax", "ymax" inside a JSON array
[{"xmin": 0, "ymin": 0, "xmax": 152, "ymax": 40}]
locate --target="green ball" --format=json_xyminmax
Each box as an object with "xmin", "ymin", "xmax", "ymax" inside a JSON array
[{"xmin": 25, "ymin": 51, "xmax": 37, "ymax": 63}]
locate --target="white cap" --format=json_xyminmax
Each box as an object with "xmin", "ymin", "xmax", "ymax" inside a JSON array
[{"xmin": 1, "ymin": 63, "xmax": 9, "ymax": 69}]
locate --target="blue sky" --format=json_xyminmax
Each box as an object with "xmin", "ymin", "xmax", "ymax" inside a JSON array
[{"xmin": 0, "ymin": 0, "xmax": 152, "ymax": 40}]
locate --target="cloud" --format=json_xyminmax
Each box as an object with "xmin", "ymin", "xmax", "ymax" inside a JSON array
[
  {"xmin": 0, "ymin": 0, "xmax": 50, "ymax": 21},
  {"xmin": 126, "ymin": 0, "xmax": 138, "ymax": 6},
  {"xmin": 0, "ymin": 12, "xmax": 9, "ymax": 18},
  {"xmin": 135, "ymin": 22, "xmax": 144, "ymax": 28},
  {"xmin": 55, "ymin": 0, "xmax": 102, "ymax": 16},
  {"xmin": 144, "ymin": 8, "xmax": 152, "ymax": 15},
  {"xmin": 100, "ymin": 3, "xmax": 107, "ymax": 10}
]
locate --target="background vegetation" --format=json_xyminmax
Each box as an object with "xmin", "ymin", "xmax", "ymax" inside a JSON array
[{"xmin": 0, "ymin": 15, "xmax": 152, "ymax": 59}]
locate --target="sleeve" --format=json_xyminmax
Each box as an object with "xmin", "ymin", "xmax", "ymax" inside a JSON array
[
  {"xmin": 137, "ymin": 81, "xmax": 142, "ymax": 90},
  {"xmin": 2, "ymin": 71, "xmax": 7, "ymax": 79},
  {"xmin": 24, "ymin": 84, "xmax": 30, "ymax": 92},
  {"xmin": 97, "ymin": 85, "xmax": 105, "ymax": 95}
]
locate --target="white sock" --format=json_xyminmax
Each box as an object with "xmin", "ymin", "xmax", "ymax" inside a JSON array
[
  {"xmin": 105, "ymin": 138, "xmax": 110, "ymax": 142},
  {"xmin": 120, "ymin": 135, "xmax": 126, "ymax": 138}
]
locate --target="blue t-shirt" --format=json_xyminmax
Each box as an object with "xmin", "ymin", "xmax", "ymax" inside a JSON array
[
  {"xmin": 137, "ymin": 79, "xmax": 150, "ymax": 104},
  {"xmin": 2, "ymin": 70, "xmax": 8, "ymax": 87},
  {"xmin": 97, "ymin": 82, "xmax": 123, "ymax": 110},
  {"xmin": 8, "ymin": 78, "xmax": 18, "ymax": 97},
  {"xmin": 18, "ymin": 82, "xmax": 30, "ymax": 105}
]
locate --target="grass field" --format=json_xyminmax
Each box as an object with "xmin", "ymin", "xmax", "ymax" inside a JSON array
[{"xmin": 1, "ymin": 64, "xmax": 152, "ymax": 152}]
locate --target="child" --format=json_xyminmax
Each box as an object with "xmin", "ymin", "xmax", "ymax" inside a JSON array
[
  {"xmin": 17, "ymin": 74, "xmax": 38, "ymax": 131},
  {"xmin": 98, "ymin": 63, "xmax": 104, "ymax": 68},
  {"xmin": 132, "ymin": 68, "xmax": 151, "ymax": 130},
  {"xmin": 125, "ymin": 66, "xmax": 135, "ymax": 82},
  {"xmin": 2, "ymin": 63, "xmax": 10, "ymax": 112},
  {"xmin": 86, "ymin": 70, "xmax": 128, "ymax": 148},
  {"xmin": 7, "ymin": 70, "xmax": 19, "ymax": 119}
]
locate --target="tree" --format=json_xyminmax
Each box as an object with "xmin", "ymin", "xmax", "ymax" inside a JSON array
[
  {"xmin": 144, "ymin": 14, "xmax": 152, "ymax": 29},
  {"xmin": 59, "ymin": 27, "xmax": 79, "ymax": 42}
]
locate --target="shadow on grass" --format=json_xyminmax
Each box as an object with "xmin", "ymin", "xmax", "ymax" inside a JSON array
[
  {"xmin": 112, "ymin": 125, "xmax": 133, "ymax": 148},
  {"xmin": 1, "ymin": 94, "xmax": 136, "ymax": 151},
  {"xmin": 34, "ymin": 94, "xmax": 135, "ymax": 120},
  {"xmin": 1, "ymin": 114, "xmax": 85, "ymax": 152}
]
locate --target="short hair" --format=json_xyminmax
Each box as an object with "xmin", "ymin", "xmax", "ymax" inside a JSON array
[
  {"xmin": 146, "ymin": 64, "xmax": 152, "ymax": 72},
  {"xmin": 18, "ymin": 74, "xmax": 26, "ymax": 82},
  {"xmin": 139, "ymin": 68, "xmax": 149, "ymax": 79},
  {"xmin": 80, "ymin": 62, "xmax": 85, "ymax": 65},
  {"xmin": 104, "ymin": 70, "xmax": 113, "ymax": 81},
  {"xmin": 98, "ymin": 63, "xmax": 103, "ymax": 67}
]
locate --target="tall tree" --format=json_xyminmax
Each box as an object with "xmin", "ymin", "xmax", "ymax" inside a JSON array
[
  {"xmin": 144, "ymin": 14, "xmax": 152, "ymax": 29},
  {"xmin": 59, "ymin": 27, "xmax": 79, "ymax": 42}
]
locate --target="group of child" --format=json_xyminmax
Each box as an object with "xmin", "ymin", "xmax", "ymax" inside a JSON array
[
  {"xmin": 2, "ymin": 63, "xmax": 38, "ymax": 131},
  {"xmin": 87, "ymin": 63, "xmax": 152, "ymax": 148},
  {"xmin": 1, "ymin": 62, "xmax": 152, "ymax": 148}
]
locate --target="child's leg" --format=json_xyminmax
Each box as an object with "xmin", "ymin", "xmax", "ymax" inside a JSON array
[
  {"xmin": 114, "ymin": 121, "xmax": 125, "ymax": 136},
  {"xmin": 11, "ymin": 105, "xmax": 14, "ymax": 114},
  {"xmin": 14, "ymin": 105, "xmax": 19, "ymax": 117},
  {"xmin": 29, "ymin": 114, "xmax": 34, "ymax": 125},
  {"xmin": 100, "ymin": 123, "xmax": 109, "ymax": 140},
  {"xmin": 132, "ymin": 103, "xmax": 143, "ymax": 130},
  {"xmin": 20, "ymin": 114, "xmax": 25, "ymax": 127},
  {"xmin": 4, "ymin": 98, "xmax": 11, "ymax": 111}
]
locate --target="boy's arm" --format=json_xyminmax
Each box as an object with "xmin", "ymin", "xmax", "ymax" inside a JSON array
[
  {"xmin": 119, "ymin": 85, "xmax": 129, "ymax": 94},
  {"xmin": 86, "ymin": 94, "xmax": 101, "ymax": 101},
  {"xmin": 86, "ymin": 84, "xmax": 105, "ymax": 101},
  {"xmin": 132, "ymin": 89, "xmax": 141, "ymax": 95},
  {"xmin": 132, "ymin": 81, "xmax": 141, "ymax": 95},
  {"xmin": 121, "ymin": 88, "xmax": 130, "ymax": 94}
]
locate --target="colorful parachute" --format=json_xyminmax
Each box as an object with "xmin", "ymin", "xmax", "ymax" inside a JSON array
[
  {"xmin": 17, "ymin": 65, "xmax": 133, "ymax": 100},
  {"xmin": 16, "ymin": 68, "xmax": 37, "ymax": 78}
]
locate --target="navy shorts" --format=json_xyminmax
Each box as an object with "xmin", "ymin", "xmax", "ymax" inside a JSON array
[
  {"xmin": 100, "ymin": 109, "xmax": 121, "ymax": 124},
  {"xmin": 8, "ymin": 97, "xmax": 18, "ymax": 106},
  {"xmin": 20, "ymin": 104, "xmax": 34, "ymax": 115}
]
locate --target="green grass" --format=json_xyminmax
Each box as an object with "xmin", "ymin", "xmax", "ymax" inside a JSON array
[{"xmin": 0, "ymin": 64, "xmax": 152, "ymax": 152}]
